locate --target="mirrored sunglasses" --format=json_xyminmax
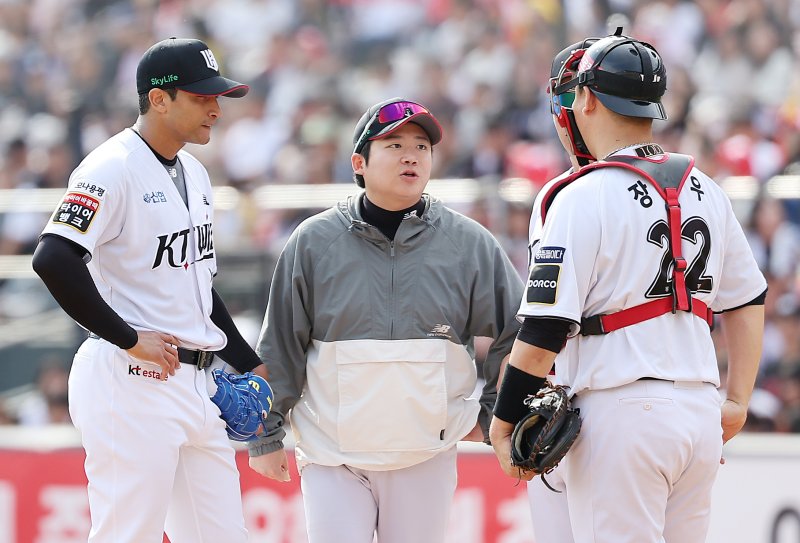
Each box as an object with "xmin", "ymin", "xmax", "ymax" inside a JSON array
[
  {"xmin": 355, "ymin": 101, "xmax": 430, "ymax": 152},
  {"xmin": 377, "ymin": 101, "xmax": 429, "ymax": 124}
]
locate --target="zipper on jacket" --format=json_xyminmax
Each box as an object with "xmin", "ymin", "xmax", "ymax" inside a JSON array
[{"xmin": 389, "ymin": 241, "xmax": 395, "ymax": 338}]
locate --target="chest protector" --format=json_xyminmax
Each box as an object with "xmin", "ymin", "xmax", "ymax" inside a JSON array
[{"xmin": 540, "ymin": 152, "xmax": 714, "ymax": 336}]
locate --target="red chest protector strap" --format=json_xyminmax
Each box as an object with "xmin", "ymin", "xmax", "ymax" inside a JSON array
[{"xmin": 539, "ymin": 152, "xmax": 713, "ymax": 336}]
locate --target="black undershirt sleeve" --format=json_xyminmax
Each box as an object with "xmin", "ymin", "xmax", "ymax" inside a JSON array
[
  {"xmin": 719, "ymin": 287, "xmax": 768, "ymax": 313},
  {"xmin": 32, "ymin": 234, "xmax": 138, "ymax": 349},
  {"xmin": 516, "ymin": 317, "xmax": 571, "ymax": 353},
  {"xmin": 210, "ymin": 288, "xmax": 262, "ymax": 373}
]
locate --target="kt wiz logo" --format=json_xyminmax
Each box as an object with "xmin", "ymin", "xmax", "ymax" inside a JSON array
[
  {"xmin": 128, "ymin": 364, "xmax": 164, "ymax": 380},
  {"xmin": 152, "ymin": 222, "xmax": 215, "ymax": 269}
]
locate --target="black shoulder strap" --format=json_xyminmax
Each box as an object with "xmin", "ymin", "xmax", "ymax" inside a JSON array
[
  {"xmin": 540, "ymin": 153, "xmax": 695, "ymax": 222},
  {"xmin": 609, "ymin": 153, "xmax": 694, "ymax": 198}
]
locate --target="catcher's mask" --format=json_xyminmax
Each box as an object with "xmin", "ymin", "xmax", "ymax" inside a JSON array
[
  {"xmin": 554, "ymin": 27, "xmax": 668, "ymax": 121},
  {"xmin": 547, "ymin": 39, "xmax": 599, "ymax": 166}
]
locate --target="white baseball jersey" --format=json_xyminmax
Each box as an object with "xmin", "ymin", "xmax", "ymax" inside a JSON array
[
  {"xmin": 527, "ymin": 168, "xmax": 573, "ymax": 267},
  {"xmin": 518, "ymin": 146, "xmax": 766, "ymax": 395},
  {"xmin": 41, "ymin": 128, "xmax": 226, "ymax": 350}
]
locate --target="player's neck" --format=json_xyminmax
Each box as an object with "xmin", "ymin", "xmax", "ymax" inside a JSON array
[
  {"xmin": 587, "ymin": 116, "xmax": 654, "ymax": 160},
  {"xmin": 593, "ymin": 133, "xmax": 655, "ymax": 160},
  {"xmin": 132, "ymin": 118, "xmax": 182, "ymax": 160}
]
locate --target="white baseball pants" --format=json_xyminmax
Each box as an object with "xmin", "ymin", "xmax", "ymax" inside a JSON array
[
  {"xmin": 528, "ymin": 464, "xmax": 575, "ymax": 543},
  {"xmin": 68, "ymin": 338, "xmax": 248, "ymax": 543},
  {"xmin": 561, "ymin": 379, "xmax": 722, "ymax": 543},
  {"xmin": 299, "ymin": 446, "xmax": 458, "ymax": 543}
]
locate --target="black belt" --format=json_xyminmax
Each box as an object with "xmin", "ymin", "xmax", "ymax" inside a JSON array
[{"xmin": 87, "ymin": 333, "xmax": 214, "ymax": 369}]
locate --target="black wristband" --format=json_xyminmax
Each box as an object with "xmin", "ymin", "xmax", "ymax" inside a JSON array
[{"xmin": 493, "ymin": 365, "xmax": 547, "ymax": 424}]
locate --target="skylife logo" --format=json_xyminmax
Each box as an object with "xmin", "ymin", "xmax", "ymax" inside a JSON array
[{"xmin": 150, "ymin": 74, "xmax": 179, "ymax": 86}]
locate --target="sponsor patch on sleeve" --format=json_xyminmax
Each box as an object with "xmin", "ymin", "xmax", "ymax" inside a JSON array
[
  {"xmin": 534, "ymin": 246, "xmax": 565, "ymax": 263},
  {"xmin": 526, "ymin": 264, "xmax": 560, "ymax": 305},
  {"xmin": 72, "ymin": 181, "xmax": 107, "ymax": 199},
  {"xmin": 52, "ymin": 192, "xmax": 100, "ymax": 233}
]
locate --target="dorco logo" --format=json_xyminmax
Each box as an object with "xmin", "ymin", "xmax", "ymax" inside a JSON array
[
  {"xmin": 128, "ymin": 364, "xmax": 164, "ymax": 380},
  {"xmin": 528, "ymin": 279, "xmax": 557, "ymax": 289}
]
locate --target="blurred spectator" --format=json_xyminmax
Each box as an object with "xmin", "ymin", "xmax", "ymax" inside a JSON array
[
  {"xmin": 743, "ymin": 388, "xmax": 781, "ymax": 432},
  {"xmin": 775, "ymin": 364, "xmax": 800, "ymax": 433},
  {"xmin": 744, "ymin": 195, "xmax": 800, "ymax": 295},
  {"xmin": 0, "ymin": 400, "xmax": 16, "ymax": 425},
  {"xmin": 16, "ymin": 356, "xmax": 70, "ymax": 426},
  {"xmin": 497, "ymin": 201, "xmax": 533, "ymax": 279},
  {"xmin": 744, "ymin": 18, "xmax": 793, "ymax": 111},
  {"xmin": 760, "ymin": 293, "xmax": 800, "ymax": 383}
]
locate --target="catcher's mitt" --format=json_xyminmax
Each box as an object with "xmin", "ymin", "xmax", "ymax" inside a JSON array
[
  {"xmin": 210, "ymin": 369, "xmax": 274, "ymax": 442},
  {"xmin": 510, "ymin": 382, "xmax": 581, "ymax": 492}
]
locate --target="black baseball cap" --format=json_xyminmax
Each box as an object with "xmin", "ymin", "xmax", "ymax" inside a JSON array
[
  {"xmin": 136, "ymin": 38, "xmax": 249, "ymax": 98},
  {"xmin": 352, "ymin": 97, "xmax": 443, "ymax": 154}
]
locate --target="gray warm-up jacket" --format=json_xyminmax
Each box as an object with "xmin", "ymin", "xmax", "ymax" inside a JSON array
[{"xmin": 250, "ymin": 194, "xmax": 523, "ymax": 471}]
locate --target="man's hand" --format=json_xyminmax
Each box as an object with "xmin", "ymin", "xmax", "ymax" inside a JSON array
[
  {"xmin": 490, "ymin": 416, "xmax": 535, "ymax": 481},
  {"xmin": 126, "ymin": 331, "xmax": 180, "ymax": 380},
  {"xmin": 249, "ymin": 449, "xmax": 291, "ymax": 482},
  {"xmin": 251, "ymin": 363, "xmax": 269, "ymax": 381},
  {"xmin": 721, "ymin": 398, "xmax": 748, "ymax": 444},
  {"xmin": 461, "ymin": 421, "xmax": 484, "ymax": 442}
]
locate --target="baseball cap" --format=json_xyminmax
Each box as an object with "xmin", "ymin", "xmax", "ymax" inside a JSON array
[
  {"xmin": 136, "ymin": 38, "xmax": 249, "ymax": 98},
  {"xmin": 353, "ymin": 97, "xmax": 443, "ymax": 154}
]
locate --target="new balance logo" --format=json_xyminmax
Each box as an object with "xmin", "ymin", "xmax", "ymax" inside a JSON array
[{"xmin": 428, "ymin": 324, "xmax": 452, "ymax": 338}]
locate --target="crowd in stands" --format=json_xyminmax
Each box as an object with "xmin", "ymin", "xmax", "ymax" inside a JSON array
[{"xmin": 0, "ymin": 0, "xmax": 798, "ymax": 433}]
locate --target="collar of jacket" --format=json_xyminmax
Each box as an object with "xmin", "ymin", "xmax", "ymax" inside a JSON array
[{"xmin": 338, "ymin": 193, "xmax": 440, "ymax": 243}]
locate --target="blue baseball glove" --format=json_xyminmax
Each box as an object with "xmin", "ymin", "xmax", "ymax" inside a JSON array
[{"xmin": 210, "ymin": 369, "xmax": 274, "ymax": 442}]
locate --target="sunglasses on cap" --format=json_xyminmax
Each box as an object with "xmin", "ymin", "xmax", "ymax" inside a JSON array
[{"xmin": 354, "ymin": 101, "xmax": 433, "ymax": 154}]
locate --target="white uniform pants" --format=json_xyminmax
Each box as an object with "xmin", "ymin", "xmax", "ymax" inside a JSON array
[
  {"xmin": 527, "ymin": 464, "xmax": 575, "ymax": 543},
  {"xmin": 68, "ymin": 338, "xmax": 248, "ymax": 543},
  {"xmin": 562, "ymin": 379, "xmax": 722, "ymax": 543},
  {"xmin": 300, "ymin": 447, "xmax": 458, "ymax": 543}
]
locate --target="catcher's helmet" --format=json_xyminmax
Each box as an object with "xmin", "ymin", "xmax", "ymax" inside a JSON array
[
  {"xmin": 550, "ymin": 39, "xmax": 597, "ymax": 80},
  {"xmin": 556, "ymin": 29, "xmax": 667, "ymax": 120}
]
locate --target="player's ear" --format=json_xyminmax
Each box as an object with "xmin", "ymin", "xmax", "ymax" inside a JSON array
[
  {"xmin": 351, "ymin": 152, "xmax": 366, "ymax": 176},
  {"xmin": 148, "ymin": 89, "xmax": 169, "ymax": 113},
  {"xmin": 582, "ymin": 88, "xmax": 598, "ymax": 114}
]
